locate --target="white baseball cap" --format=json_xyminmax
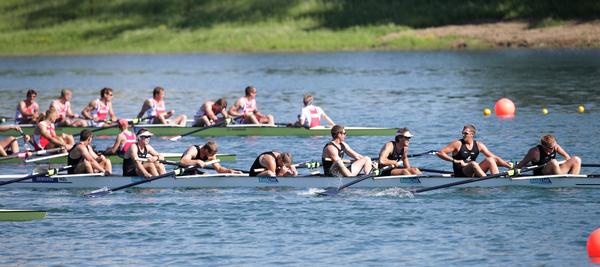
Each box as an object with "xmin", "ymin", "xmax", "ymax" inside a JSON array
[{"xmin": 395, "ymin": 129, "xmax": 413, "ymax": 138}]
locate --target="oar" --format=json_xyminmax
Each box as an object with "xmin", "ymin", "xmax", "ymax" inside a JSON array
[
  {"xmin": 419, "ymin": 168, "xmax": 454, "ymax": 174},
  {"xmin": 251, "ymin": 160, "xmax": 321, "ymax": 173},
  {"xmin": 90, "ymin": 121, "xmax": 118, "ymax": 133},
  {"xmin": 159, "ymin": 159, "xmax": 219, "ymax": 167},
  {"xmin": 317, "ymin": 166, "xmax": 394, "ymax": 196},
  {"xmin": 372, "ymin": 150, "xmax": 438, "ymax": 161},
  {"xmin": 24, "ymin": 152, "xmax": 69, "ymax": 163},
  {"xmin": 0, "ymin": 116, "xmax": 10, "ymax": 123},
  {"xmin": 168, "ymin": 121, "xmax": 226, "ymax": 141},
  {"xmin": 0, "ymin": 147, "xmax": 64, "ymax": 161},
  {"xmin": 85, "ymin": 164, "xmax": 203, "ymax": 197},
  {"xmin": 0, "ymin": 165, "xmax": 72, "ymax": 186},
  {"xmin": 16, "ymin": 128, "xmax": 38, "ymax": 149},
  {"xmin": 582, "ymin": 164, "xmax": 600, "ymax": 168},
  {"xmin": 412, "ymin": 164, "xmax": 545, "ymax": 194}
]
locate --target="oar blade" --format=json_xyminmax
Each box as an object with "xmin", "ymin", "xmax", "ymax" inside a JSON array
[
  {"xmin": 315, "ymin": 187, "xmax": 339, "ymax": 196},
  {"xmin": 84, "ymin": 186, "xmax": 112, "ymax": 197},
  {"xmin": 168, "ymin": 136, "xmax": 183, "ymax": 142}
]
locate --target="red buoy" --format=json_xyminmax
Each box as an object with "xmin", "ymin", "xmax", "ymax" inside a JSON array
[
  {"xmin": 494, "ymin": 98, "xmax": 516, "ymax": 118},
  {"xmin": 588, "ymin": 228, "xmax": 600, "ymax": 261}
]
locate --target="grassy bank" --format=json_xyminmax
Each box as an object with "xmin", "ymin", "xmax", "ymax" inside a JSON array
[{"xmin": 0, "ymin": 0, "xmax": 599, "ymax": 54}]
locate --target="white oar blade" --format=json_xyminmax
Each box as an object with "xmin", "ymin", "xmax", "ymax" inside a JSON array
[
  {"xmin": 84, "ymin": 186, "xmax": 111, "ymax": 197},
  {"xmin": 169, "ymin": 136, "xmax": 182, "ymax": 141}
]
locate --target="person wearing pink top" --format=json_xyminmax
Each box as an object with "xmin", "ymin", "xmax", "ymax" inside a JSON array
[
  {"xmin": 81, "ymin": 87, "xmax": 117, "ymax": 127},
  {"xmin": 228, "ymin": 86, "xmax": 274, "ymax": 125},
  {"xmin": 104, "ymin": 119, "xmax": 136, "ymax": 156},
  {"xmin": 137, "ymin": 86, "xmax": 187, "ymax": 126},
  {"xmin": 50, "ymin": 89, "xmax": 87, "ymax": 127},
  {"xmin": 15, "ymin": 89, "xmax": 40, "ymax": 124}
]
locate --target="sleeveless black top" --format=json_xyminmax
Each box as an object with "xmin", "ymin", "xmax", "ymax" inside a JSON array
[
  {"xmin": 180, "ymin": 145, "xmax": 209, "ymax": 175},
  {"xmin": 249, "ymin": 152, "xmax": 276, "ymax": 177},
  {"xmin": 532, "ymin": 145, "xmax": 556, "ymax": 175},
  {"xmin": 322, "ymin": 142, "xmax": 347, "ymax": 176},
  {"xmin": 123, "ymin": 144, "xmax": 148, "ymax": 176},
  {"xmin": 67, "ymin": 143, "xmax": 91, "ymax": 174},
  {"xmin": 452, "ymin": 139, "xmax": 479, "ymax": 177},
  {"xmin": 381, "ymin": 141, "xmax": 404, "ymax": 176}
]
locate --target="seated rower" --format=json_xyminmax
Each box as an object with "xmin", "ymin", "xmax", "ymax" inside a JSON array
[
  {"xmin": 50, "ymin": 89, "xmax": 87, "ymax": 127},
  {"xmin": 81, "ymin": 87, "xmax": 117, "ymax": 127},
  {"xmin": 179, "ymin": 141, "xmax": 242, "ymax": 174},
  {"xmin": 436, "ymin": 124, "xmax": 511, "ymax": 177},
  {"xmin": 228, "ymin": 86, "xmax": 274, "ymax": 125},
  {"xmin": 249, "ymin": 151, "xmax": 297, "ymax": 177},
  {"xmin": 34, "ymin": 108, "xmax": 75, "ymax": 150},
  {"xmin": 193, "ymin": 98, "xmax": 230, "ymax": 127},
  {"xmin": 515, "ymin": 134, "xmax": 581, "ymax": 175},
  {"xmin": 0, "ymin": 125, "xmax": 32, "ymax": 157},
  {"xmin": 67, "ymin": 129, "xmax": 112, "ymax": 175},
  {"xmin": 378, "ymin": 128, "xmax": 421, "ymax": 176},
  {"xmin": 297, "ymin": 94, "xmax": 334, "ymax": 128},
  {"xmin": 322, "ymin": 125, "xmax": 372, "ymax": 177},
  {"xmin": 122, "ymin": 128, "xmax": 166, "ymax": 178},
  {"xmin": 15, "ymin": 89, "xmax": 40, "ymax": 124},
  {"xmin": 103, "ymin": 119, "xmax": 136, "ymax": 156},
  {"xmin": 137, "ymin": 86, "xmax": 187, "ymax": 126}
]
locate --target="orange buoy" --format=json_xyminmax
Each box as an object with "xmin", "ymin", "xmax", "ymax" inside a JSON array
[
  {"xmin": 494, "ymin": 98, "xmax": 516, "ymax": 118},
  {"xmin": 588, "ymin": 228, "xmax": 600, "ymax": 261}
]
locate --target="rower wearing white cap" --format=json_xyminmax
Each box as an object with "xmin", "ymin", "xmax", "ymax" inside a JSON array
[
  {"xmin": 122, "ymin": 128, "xmax": 166, "ymax": 177},
  {"xmin": 104, "ymin": 119, "xmax": 136, "ymax": 156},
  {"xmin": 377, "ymin": 128, "xmax": 421, "ymax": 176},
  {"xmin": 322, "ymin": 125, "xmax": 372, "ymax": 177},
  {"xmin": 436, "ymin": 124, "xmax": 511, "ymax": 177}
]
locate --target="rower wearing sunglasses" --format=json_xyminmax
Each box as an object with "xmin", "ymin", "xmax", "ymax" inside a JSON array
[
  {"xmin": 122, "ymin": 128, "xmax": 166, "ymax": 178},
  {"xmin": 514, "ymin": 134, "xmax": 581, "ymax": 175},
  {"xmin": 377, "ymin": 128, "xmax": 421, "ymax": 176},
  {"xmin": 322, "ymin": 125, "xmax": 372, "ymax": 177},
  {"xmin": 436, "ymin": 124, "xmax": 511, "ymax": 177}
]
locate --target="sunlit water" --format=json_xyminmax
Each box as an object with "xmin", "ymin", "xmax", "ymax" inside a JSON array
[{"xmin": 1, "ymin": 50, "xmax": 599, "ymax": 266}]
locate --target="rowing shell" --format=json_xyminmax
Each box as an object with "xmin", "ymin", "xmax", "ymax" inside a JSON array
[
  {"xmin": 0, "ymin": 173, "xmax": 598, "ymax": 189},
  {"xmin": 0, "ymin": 209, "xmax": 47, "ymax": 221},
  {"xmin": 0, "ymin": 124, "xmax": 396, "ymax": 137},
  {"xmin": 0, "ymin": 153, "xmax": 236, "ymax": 164}
]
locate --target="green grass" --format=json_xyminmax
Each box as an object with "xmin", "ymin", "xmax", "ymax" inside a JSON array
[{"xmin": 0, "ymin": 0, "xmax": 598, "ymax": 54}]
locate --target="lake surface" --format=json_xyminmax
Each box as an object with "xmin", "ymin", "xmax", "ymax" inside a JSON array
[{"xmin": 1, "ymin": 50, "xmax": 600, "ymax": 266}]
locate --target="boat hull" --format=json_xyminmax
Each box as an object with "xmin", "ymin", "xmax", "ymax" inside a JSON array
[
  {"xmin": 0, "ymin": 174, "xmax": 598, "ymax": 189},
  {"xmin": 0, "ymin": 124, "xmax": 396, "ymax": 137}
]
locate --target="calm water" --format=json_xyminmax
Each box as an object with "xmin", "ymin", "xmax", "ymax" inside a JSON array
[{"xmin": 1, "ymin": 50, "xmax": 600, "ymax": 266}]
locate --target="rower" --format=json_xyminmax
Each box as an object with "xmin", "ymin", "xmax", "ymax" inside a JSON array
[
  {"xmin": 122, "ymin": 128, "xmax": 166, "ymax": 178},
  {"xmin": 15, "ymin": 89, "xmax": 39, "ymax": 124},
  {"xmin": 377, "ymin": 128, "xmax": 421, "ymax": 176},
  {"xmin": 50, "ymin": 89, "xmax": 87, "ymax": 127},
  {"xmin": 81, "ymin": 87, "xmax": 117, "ymax": 127},
  {"xmin": 436, "ymin": 124, "xmax": 511, "ymax": 177},
  {"xmin": 228, "ymin": 86, "xmax": 274, "ymax": 125},
  {"xmin": 297, "ymin": 94, "xmax": 334, "ymax": 128},
  {"xmin": 67, "ymin": 130, "xmax": 112, "ymax": 175},
  {"xmin": 103, "ymin": 119, "xmax": 136, "ymax": 156},
  {"xmin": 137, "ymin": 86, "xmax": 187, "ymax": 126},
  {"xmin": 514, "ymin": 134, "xmax": 581, "ymax": 175},
  {"xmin": 0, "ymin": 125, "xmax": 32, "ymax": 157},
  {"xmin": 179, "ymin": 141, "xmax": 242, "ymax": 174},
  {"xmin": 192, "ymin": 98, "xmax": 230, "ymax": 127},
  {"xmin": 34, "ymin": 108, "xmax": 75, "ymax": 150},
  {"xmin": 322, "ymin": 125, "xmax": 372, "ymax": 177},
  {"xmin": 249, "ymin": 151, "xmax": 297, "ymax": 177}
]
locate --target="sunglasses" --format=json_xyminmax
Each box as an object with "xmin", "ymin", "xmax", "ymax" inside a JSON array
[
  {"xmin": 341, "ymin": 131, "xmax": 347, "ymax": 135},
  {"xmin": 462, "ymin": 132, "xmax": 472, "ymax": 135},
  {"xmin": 140, "ymin": 136, "xmax": 151, "ymax": 139}
]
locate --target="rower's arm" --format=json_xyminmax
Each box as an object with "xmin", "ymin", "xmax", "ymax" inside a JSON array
[
  {"xmin": 402, "ymin": 147, "xmax": 411, "ymax": 169},
  {"xmin": 479, "ymin": 142, "xmax": 511, "ymax": 167},
  {"xmin": 321, "ymin": 111, "xmax": 335, "ymax": 126},
  {"xmin": 18, "ymin": 101, "xmax": 34, "ymax": 117},
  {"xmin": 81, "ymin": 100, "xmax": 96, "ymax": 120},
  {"xmin": 104, "ymin": 134, "xmax": 125, "ymax": 155},
  {"xmin": 38, "ymin": 123, "xmax": 66, "ymax": 147},
  {"xmin": 108, "ymin": 103, "xmax": 117, "ymax": 122},
  {"xmin": 515, "ymin": 148, "xmax": 537, "ymax": 169},
  {"xmin": 81, "ymin": 145, "xmax": 105, "ymax": 172},
  {"xmin": 137, "ymin": 100, "xmax": 151, "ymax": 119},
  {"xmin": 179, "ymin": 147, "xmax": 202, "ymax": 167},
  {"xmin": 324, "ymin": 145, "xmax": 351, "ymax": 176},
  {"xmin": 343, "ymin": 143, "xmax": 363, "ymax": 160},
  {"xmin": 146, "ymin": 145, "xmax": 164, "ymax": 161},
  {"xmin": 378, "ymin": 142, "xmax": 397, "ymax": 167},
  {"xmin": 555, "ymin": 144, "xmax": 571, "ymax": 160},
  {"xmin": 437, "ymin": 141, "xmax": 459, "ymax": 163},
  {"xmin": 129, "ymin": 145, "xmax": 151, "ymax": 177},
  {"xmin": 205, "ymin": 104, "xmax": 218, "ymax": 121},
  {"xmin": 211, "ymin": 162, "xmax": 238, "ymax": 174},
  {"xmin": 261, "ymin": 155, "xmax": 277, "ymax": 174},
  {"xmin": 228, "ymin": 100, "xmax": 242, "ymax": 117}
]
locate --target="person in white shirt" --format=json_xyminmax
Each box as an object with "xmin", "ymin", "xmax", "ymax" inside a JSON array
[{"xmin": 298, "ymin": 94, "xmax": 334, "ymax": 128}]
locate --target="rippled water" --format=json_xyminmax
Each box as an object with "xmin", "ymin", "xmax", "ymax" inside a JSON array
[{"xmin": 1, "ymin": 50, "xmax": 600, "ymax": 266}]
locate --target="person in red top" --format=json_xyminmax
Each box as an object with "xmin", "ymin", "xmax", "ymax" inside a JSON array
[
  {"xmin": 81, "ymin": 87, "xmax": 117, "ymax": 127},
  {"xmin": 193, "ymin": 98, "xmax": 230, "ymax": 127},
  {"xmin": 298, "ymin": 94, "xmax": 334, "ymax": 128},
  {"xmin": 228, "ymin": 86, "xmax": 274, "ymax": 125},
  {"xmin": 34, "ymin": 108, "xmax": 75, "ymax": 150},
  {"xmin": 137, "ymin": 86, "xmax": 187, "ymax": 126},
  {"xmin": 104, "ymin": 119, "xmax": 136, "ymax": 156},
  {"xmin": 50, "ymin": 89, "xmax": 87, "ymax": 127},
  {"xmin": 0, "ymin": 125, "xmax": 32, "ymax": 157},
  {"xmin": 15, "ymin": 89, "xmax": 40, "ymax": 124}
]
